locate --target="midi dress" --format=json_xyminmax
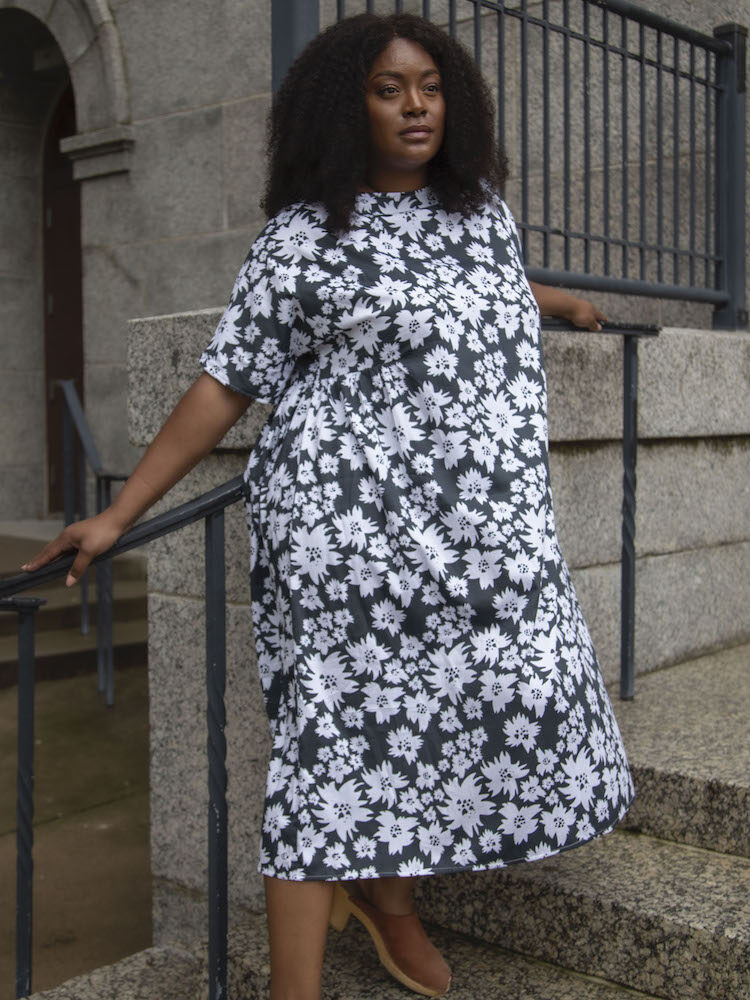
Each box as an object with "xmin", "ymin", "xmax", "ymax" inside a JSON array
[{"xmin": 199, "ymin": 185, "xmax": 636, "ymax": 882}]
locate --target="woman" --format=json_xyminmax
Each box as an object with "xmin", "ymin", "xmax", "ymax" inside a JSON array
[{"xmin": 24, "ymin": 14, "xmax": 635, "ymax": 1000}]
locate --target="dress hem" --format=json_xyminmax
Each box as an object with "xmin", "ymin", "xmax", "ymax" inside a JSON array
[{"xmin": 256, "ymin": 788, "xmax": 636, "ymax": 882}]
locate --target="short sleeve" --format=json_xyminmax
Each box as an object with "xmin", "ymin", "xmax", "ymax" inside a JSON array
[{"xmin": 200, "ymin": 215, "xmax": 314, "ymax": 406}]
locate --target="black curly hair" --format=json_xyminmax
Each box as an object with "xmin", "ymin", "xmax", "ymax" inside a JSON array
[{"xmin": 263, "ymin": 13, "xmax": 508, "ymax": 233}]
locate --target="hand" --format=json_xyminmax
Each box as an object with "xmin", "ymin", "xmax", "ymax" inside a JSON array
[
  {"xmin": 21, "ymin": 512, "xmax": 125, "ymax": 587},
  {"xmin": 567, "ymin": 298, "xmax": 608, "ymax": 331}
]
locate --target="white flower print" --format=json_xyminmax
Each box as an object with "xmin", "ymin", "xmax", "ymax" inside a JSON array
[
  {"xmin": 362, "ymin": 761, "xmax": 409, "ymax": 807},
  {"xmin": 438, "ymin": 773, "xmax": 496, "ymax": 836},
  {"xmin": 498, "ymin": 802, "xmax": 541, "ymax": 844},
  {"xmin": 290, "ymin": 524, "xmax": 342, "ymax": 583},
  {"xmin": 377, "ymin": 811, "xmax": 419, "ymax": 854},
  {"xmin": 200, "ymin": 190, "xmax": 635, "ymax": 881},
  {"xmin": 425, "ymin": 644, "xmax": 477, "ymax": 704},
  {"xmin": 313, "ymin": 779, "xmax": 373, "ymax": 841}
]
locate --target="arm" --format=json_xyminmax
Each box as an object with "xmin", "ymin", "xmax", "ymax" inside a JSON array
[
  {"xmin": 22, "ymin": 373, "xmax": 252, "ymax": 586},
  {"xmin": 528, "ymin": 281, "xmax": 607, "ymax": 331}
]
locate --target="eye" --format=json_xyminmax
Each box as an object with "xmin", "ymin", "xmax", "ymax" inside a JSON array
[{"xmin": 378, "ymin": 84, "xmax": 399, "ymax": 97}]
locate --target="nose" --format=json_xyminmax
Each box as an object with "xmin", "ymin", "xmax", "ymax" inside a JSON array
[{"xmin": 403, "ymin": 87, "xmax": 427, "ymax": 117}]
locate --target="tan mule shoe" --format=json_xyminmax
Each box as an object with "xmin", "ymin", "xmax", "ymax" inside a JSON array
[{"xmin": 329, "ymin": 881, "xmax": 452, "ymax": 996}]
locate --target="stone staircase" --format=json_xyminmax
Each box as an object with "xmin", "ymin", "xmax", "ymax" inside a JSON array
[
  {"xmin": 0, "ymin": 524, "xmax": 147, "ymax": 688},
  {"xmin": 23, "ymin": 642, "xmax": 750, "ymax": 1000}
]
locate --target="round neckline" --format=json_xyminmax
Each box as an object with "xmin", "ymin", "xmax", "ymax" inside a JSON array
[{"xmin": 355, "ymin": 185, "xmax": 431, "ymax": 201}]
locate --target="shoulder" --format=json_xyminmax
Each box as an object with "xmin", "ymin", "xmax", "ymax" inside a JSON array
[{"xmin": 243, "ymin": 201, "xmax": 333, "ymax": 270}]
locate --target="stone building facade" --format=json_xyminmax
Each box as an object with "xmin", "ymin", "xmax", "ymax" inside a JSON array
[{"xmin": 1, "ymin": 0, "xmax": 749, "ymax": 954}]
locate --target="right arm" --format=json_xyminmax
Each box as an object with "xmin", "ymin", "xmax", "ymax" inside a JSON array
[{"xmin": 22, "ymin": 373, "xmax": 252, "ymax": 586}]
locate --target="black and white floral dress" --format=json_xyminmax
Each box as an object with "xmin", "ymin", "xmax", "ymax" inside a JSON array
[{"xmin": 200, "ymin": 186, "xmax": 635, "ymax": 881}]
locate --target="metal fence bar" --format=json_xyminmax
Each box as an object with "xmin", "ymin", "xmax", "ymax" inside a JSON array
[
  {"xmin": 704, "ymin": 47, "xmax": 711, "ymax": 290},
  {"xmin": 656, "ymin": 29, "xmax": 664, "ymax": 284},
  {"xmin": 563, "ymin": 0, "xmax": 571, "ymax": 271},
  {"xmin": 672, "ymin": 35, "xmax": 680, "ymax": 285},
  {"xmin": 583, "ymin": 1, "xmax": 591, "ymax": 273},
  {"xmin": 621, "ymin": 12, "xmax": 629, "ymax": 277},
  {"xmin": 638, "ymin": 21, "xmax": 646, "ymax": 280},
  {"xmin": 689, "ymin": 43, "xmax": 696, "ymax": 287},
  {"xmin": 542, "ymin": 0, "xmax": 550, "ymax": 268},
  {"xmin": 520, "ymin": 0, "xmax": 529, "ymax": 259},
  {"xmin": 0, "ymin": 598, "xmax": 44, "ymax": 999},
  {"xmin": 603, "ymin": 6, "xmax": 611, "ymax": 275},
  {"xmin": 62, "ymin": 400, "xmax": 75, "ymax": 527},
  {"xmin": 620, "ymin": 334, "xmax": 639, "ymax": 700},
  {"xmin": 206, "ymin": 510, "xmax": 228, "ymax": 1000},
  {"xmin": 713, "ymin": 23, "xmax": 748, "ymax": 329},
  {"xmin": 271, "ymin": 0, "xmax": 320, "ymax": 93}
]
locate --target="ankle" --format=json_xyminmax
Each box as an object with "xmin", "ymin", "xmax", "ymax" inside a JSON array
[{"xmin": 359, "ymin": 877, "xmax": 416, "ymax": 916}]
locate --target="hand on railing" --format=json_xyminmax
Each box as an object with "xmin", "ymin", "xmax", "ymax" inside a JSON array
[
  {"xmin": 20, "ymin": 512, "xmax": 125, "ymax": 588},
  {"xmin": 565, "ymin": 297, "xmax": 608, "ymax": 332}
]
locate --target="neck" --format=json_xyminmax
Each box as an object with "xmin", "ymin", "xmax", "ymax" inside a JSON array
[{"xmin": 362, "ymin": 167, "xmax": 428, "ymax": 194}]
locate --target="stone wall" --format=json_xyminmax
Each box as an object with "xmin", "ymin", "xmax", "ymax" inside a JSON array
[{"xmin": 128, "ymin": 310, "xmax": 750, "ymax": 942}]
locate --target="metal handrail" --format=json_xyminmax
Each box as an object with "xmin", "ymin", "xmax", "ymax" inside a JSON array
[
  {"xmin": 55, "ymin": 379, "xmax": 128, "ymax": 704},
  {"xmin": 2, "ymin": 474, "xmax": 247, "ymax": 1000}
]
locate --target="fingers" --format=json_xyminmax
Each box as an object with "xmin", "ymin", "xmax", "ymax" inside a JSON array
[
  {"xmin": 66, "ymin": 549, "xmax": 93, "ymax": 588},
  {"xmin": 20, "ymin": 533, "xmax": 75, "ymax": 573}
]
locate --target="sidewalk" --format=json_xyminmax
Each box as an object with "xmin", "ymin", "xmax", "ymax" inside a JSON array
[{"xmin": 0, "ymin": 666, "xmax": 151, "ymax": 998}]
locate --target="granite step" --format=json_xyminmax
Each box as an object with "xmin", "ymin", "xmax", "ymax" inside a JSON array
[
  {"xmin": 213, "ymin": 910, "xmax": 666, "ymax": 1000},
  {"xmin": 22, "ymin": 946, "xmax": 201, "ymax": 1000},
  {"xmin": 611, "ymin": 643, "xmax": 750, "ymax": 857},
  {"xmin": 0, "ymin": 578, "xmax": 147, "ymax": 637},
  {"xmin": 0, "ymin": 618, "xmax": 147, "ymax": 687},
  {"xmin": 21, "ymin": 917, "xmax": 667, "ymax": 1000},
  {"xmin": 415, "ymin": 827, "xmax": 750, "ymax": 1000}
]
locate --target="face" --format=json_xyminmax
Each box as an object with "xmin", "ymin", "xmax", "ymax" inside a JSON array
[{"xmin": 364, "ymin": 37, "xmax": 446, "ymax": 192}]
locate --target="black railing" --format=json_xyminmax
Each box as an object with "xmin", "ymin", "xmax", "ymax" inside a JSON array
[
  {"xmin": 0, "ymin": 475, "xmax": 247, "ymax": 1000},
  {"xmin": 56, "ymin": 379, "xmax": 127, "ymax": 705},
  {"xmin": 540, "ymin": 320, "xmax": 658, "ymax": 700},
  {"xmin": 297, "ymin": 0, "xmax": 747, "ymax": 328}
]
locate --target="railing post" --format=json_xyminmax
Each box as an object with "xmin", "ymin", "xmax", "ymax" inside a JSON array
[
  {"xmin": 205, "ymin": 510, "xmax": 228, "ymax": 1000},
  {"xmin": 61, "ymin": 398, "xmax": 75, "ymax": 527},
  {"xmin": 0, "ymin": 598, "xmax": 45, "ymax": 999},
  {"xmin": 620, "ymin": 335, "xmax": 638, "ymax": 700},
  {"xmin": 271, "ymin": 0, "xmax": 319, "ymax": 93},
  {"xmin": 713, "ymin": 23, "xmax": 748, "ymax": 330}
]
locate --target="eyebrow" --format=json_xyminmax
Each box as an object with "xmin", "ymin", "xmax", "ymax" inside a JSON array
[{"xmin": 370, "ymin": 69, "xmax": 440, "ymax": 81}]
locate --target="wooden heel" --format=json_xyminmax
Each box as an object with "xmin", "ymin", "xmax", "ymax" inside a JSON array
[{"xmin": 328, "ymin": 883, "xmax": 351, "ymax": 931}]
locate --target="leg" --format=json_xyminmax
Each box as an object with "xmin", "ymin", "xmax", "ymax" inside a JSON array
[
  {"xmin": 358, "ymin": 874, "xmax": 418, "ymax": 914},
  {"xmin": 264, "ymin": 875, "xmax": 333, "ymax": 1000}
]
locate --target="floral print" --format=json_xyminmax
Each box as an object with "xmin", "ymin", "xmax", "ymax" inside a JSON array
[{"xmin": 200, "ymin": 186, "xmax": 635, "ymax": 881}]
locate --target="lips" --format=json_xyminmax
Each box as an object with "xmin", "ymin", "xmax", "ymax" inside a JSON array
[{"xmin": 400, "ymin": 125, "xmax": 433, "ymax": 136}]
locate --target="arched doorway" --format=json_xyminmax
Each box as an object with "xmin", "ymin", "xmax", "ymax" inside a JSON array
[
  {"xmin": 43, "ymin": 83, "xmax": 84, "ymax": 513},
  {"xmin": 0, "ymin": 9, "xmax": 72, "ymax": 517}
]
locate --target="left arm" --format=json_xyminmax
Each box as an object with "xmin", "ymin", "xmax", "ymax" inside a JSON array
[{"xmin": 528, "ymin": 281, "xmax": 607, "ymax": 331}]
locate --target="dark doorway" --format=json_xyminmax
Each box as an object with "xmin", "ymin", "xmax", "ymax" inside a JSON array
[{"xmin": 43, "ymin": 82, "xmax": 83, "ymax": 513}]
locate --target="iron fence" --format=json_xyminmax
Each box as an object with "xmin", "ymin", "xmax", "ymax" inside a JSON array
[
  {"xmin": 278, "ymin": 0, "xmax": 747, "ymax": 328},
  {"xmin": 56, "ymin": 379, "xmax": 127, "ymax": 705},
  {"xmin": 0, "ymin": 476, "xmax": 247, "ymax": 1000}
]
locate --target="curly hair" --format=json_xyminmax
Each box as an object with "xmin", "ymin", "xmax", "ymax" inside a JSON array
[{"xmin": 262, "ymin": 13, "xmax": 508, "ymax": 233}]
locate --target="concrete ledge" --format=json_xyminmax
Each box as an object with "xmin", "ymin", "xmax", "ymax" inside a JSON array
[
  {"xmin": 613, "ymin": 644, "xmax": 750, "ymax": 858},
  {"xmin": 24, "ymin": 946, "xmax": 201, "ymax": 1000},
  {"xmin": 128, "ymin": 314, "xmax": 750, "ymax": 446}
]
